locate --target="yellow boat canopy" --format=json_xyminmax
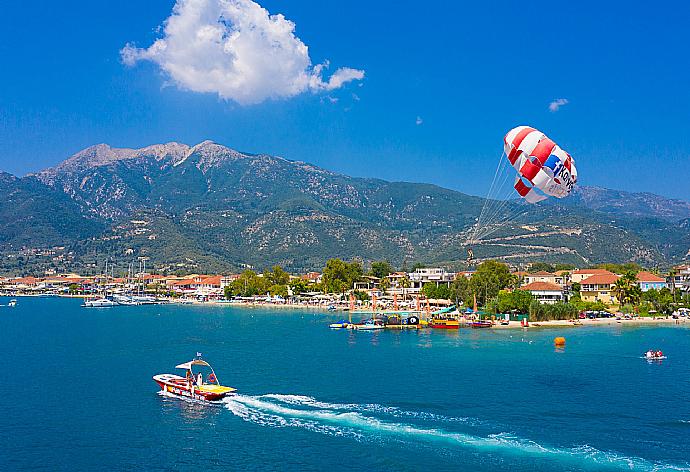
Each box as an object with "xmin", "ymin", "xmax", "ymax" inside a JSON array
[{"xmin": 175, "ymin": 359, "xmax": 211, "ymax": 370}]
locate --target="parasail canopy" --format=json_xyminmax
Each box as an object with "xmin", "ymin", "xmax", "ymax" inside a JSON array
[{"xmin": 504, "ymin": 126, "xmax": 577, "ymax": 203}]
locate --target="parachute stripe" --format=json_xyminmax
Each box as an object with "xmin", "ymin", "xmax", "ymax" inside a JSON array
[
  {"xmin": 520, "ymin": 160, "xmax": 541, "ymax": 182},
  {"xmin": 530, "ymin": 138, "xmax": 556, "ymax": 164},
  {"xmin": 506, "ymin": 127, "xmax": 535, "ymax": 164}
]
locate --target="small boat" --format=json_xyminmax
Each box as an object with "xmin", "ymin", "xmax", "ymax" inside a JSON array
[
  {"xmin": 500, "ymin": 320, "xmax": 510, "ymax": 326},
  {"xmin": 643, "ymin": 350, "xmax": 666, "ymax": 361},
  {"xmin": 327, "ymin": 305, "xmax": 337, "ymax": 311},
  {"xmin": 470, "ymin": 320, "xmax": 493, "ymax": 329},
  {"xmin": 83, "ymin": 298, "xmax": 118, "ymax": 308},
  {"xmin": 153, "ymin": 355, "xmax": 236, "ymax": 402},
  {"xmin": 354, "ymin": 319, "xmax": 385, "ymax": 330},
  {"xmin": 430, "ymin": 318, "xmax": 460, "ymax": 329},
  {"xmin": 329, "ymin": 320, "xmax": 351, "ymax": 329},
  {"xmin": 8, "ymin": 299, "xmax": 17, "ymax": 307}
]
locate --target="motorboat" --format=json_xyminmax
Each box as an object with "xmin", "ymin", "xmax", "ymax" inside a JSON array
[
  {"xmin": 329, "ymin": 319, "xmax": 352, "ymax": 329},
  {"xmin": 83, "ymin": 297, "xmax": 118, "ymax": 307},
  {"xmin": 470, "ymin": 320, "xmax": 493, "ymax": 329},
  {"xmin": 8, "ymin": 299, "xmax": 17, "ymax": 307},
  {"xmin": 113, "ymin": 295, "xmax": 139, "ymax": 306},
  {"xmin": 153, "ymin": 355, "xmax": 236, "ymax": 402},
  {"xmin": 354, "ymin": 319, "xmax": 385, "ymax": 330},
  {"xmin": 430, "ymin": 318, "xmax": 460, "ymax": 329},
  {"xmin": 643, "ymin": 350, "xmax": 666, "ymax": 360}
]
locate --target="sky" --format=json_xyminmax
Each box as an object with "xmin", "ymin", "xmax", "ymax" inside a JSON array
[{"xmin": 1, "ymin": 0, "xmax": 690, "ymax": 200}]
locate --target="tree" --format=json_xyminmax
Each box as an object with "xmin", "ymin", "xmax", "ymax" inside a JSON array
[
  {"xmin": 370, "ymin": 261, "xmax": 393, "ymax": 279},
  {"xmin": 321, "ymin": 259, "xmax": 363, "ymax": 294},
  {"xmin": 449, "ymin": 277, "xmax": 472, "ymax": 307},
  {"xmin": 265, "ymin": 265, "xmax": 290, "ymax": 286},
  {"xmin": 289, "ymin": 278, "xmax": 309, "ymax": 295},
  {"xmin": 613, "ymin": 271, "xmax": 641, "ymax": 306},
  {"xmin": 469, "ymin": 260, "xmax": 516, "ymax": 306},
  {"xmin": 231, "ymin": 270, "xmax": 270, "ymax": 297},
  {"xmin": 489, "ymin": 290, "xmax": 534, "ymax": 314},
  {"xmin": 411, "ymin": 262, "xmax": 425, "ymax": 271}
]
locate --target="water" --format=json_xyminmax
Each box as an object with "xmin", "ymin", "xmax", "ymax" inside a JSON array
[{"xmin": 1, "ymin": 297, "xmax": 689, "ymax": 471}]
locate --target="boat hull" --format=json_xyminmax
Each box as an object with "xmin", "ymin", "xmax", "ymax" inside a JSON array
[
  {"xmin": 430, "ymin": 320, "xmax": 460, "ymax": 329},
  {"xmin": 153, "ymin": 374, "xmax": 236, "ymax": 402}
]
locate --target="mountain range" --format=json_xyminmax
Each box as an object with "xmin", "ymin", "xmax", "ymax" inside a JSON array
[{"xmin": 1, "ymin": 141, "xmax": 688, "ymax": 275}]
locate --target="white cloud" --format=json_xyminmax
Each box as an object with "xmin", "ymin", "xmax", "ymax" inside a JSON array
[
  {"xmin": 121, "ymin": 0, "xmax": 364, "ymax": 105},
  {"xmin": 415, "ymin": 116, "xmax": 423, "ymax": 125},
  {"xmin": 548, "ymin": 98, "xmax": 569, "ymax": 112}
]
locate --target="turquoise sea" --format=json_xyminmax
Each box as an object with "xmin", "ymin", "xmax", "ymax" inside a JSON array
[{"xmin": 2, "ymin": 296, "xmax": 689, "ymax": 471}]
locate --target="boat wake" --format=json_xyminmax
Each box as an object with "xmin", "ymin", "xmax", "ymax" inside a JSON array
[{"xmin": 223, "ymin": 393, "xmax": 689, "ymax": 471}]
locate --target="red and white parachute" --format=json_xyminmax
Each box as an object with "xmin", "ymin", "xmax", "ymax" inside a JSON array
[
  {"xmin": 504, "ymin": 126, "xmax": 577, "ymax": 203},
  {"xmin": 465, "ymin": 126, "xmax": 578, "ymax": 251}
]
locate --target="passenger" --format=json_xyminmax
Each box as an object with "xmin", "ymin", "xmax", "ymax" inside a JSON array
[{"xmin": 197, "ymin": 373, "xmax": 203, "ymax": 386}]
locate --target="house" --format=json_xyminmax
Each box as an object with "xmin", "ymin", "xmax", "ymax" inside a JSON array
[
  {"xmin": 523, "ymin": 271, "xmax": 558, "ymax": 285},
  {"xmin": 570, "ymin": 268, "xmax": 615, "ymax": 284},
  {"xmin": 220, "ymin": 274, "xmax": 240, "ymax": 289},
  {"xmin": 407, "ymin": 268, "xmax": 456, "ymax": 294},
  {"xmin": 301, "ymin": 272, "xmax": 322, "ymax": 284},
  {"xmin": 580, "ymin": 273, "xmax": 620, "ymax": 304},
  {"xmin": 194, "ymin": 275, "xmax": 223, "ymax": 296},
  {"xmin": 353, "ymin": 275, "xmax": 380, "ymax": 294},
  {"xmin": 635, "ymin": 271, "xmax": 666, "ymax": 292},
  {"xmin": 521, "ymin": 281, "xmax": 567, "ymax": 304},
  {"xmin": 669, "ymin": 265, "xmax": 690, "ymax": 294}
]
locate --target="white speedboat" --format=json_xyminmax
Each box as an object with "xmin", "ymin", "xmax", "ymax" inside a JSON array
[
  {"xmin": 153, "ymin": 355, "xmax": 236, "ymax": 402},
  {"xmin": 8, "ymin": 299, "xmax": 17, "ymax": 307},
  {"xmin": 354, "ymin": 319, "xmax": 385, "ymax": 330},
  {"xmin": 83, "ymin": 298, "xmax": 118, "ymax": 307}
]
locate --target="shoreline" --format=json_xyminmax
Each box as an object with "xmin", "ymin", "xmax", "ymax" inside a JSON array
[{"xmin": 4, "ymin": 294, "xmax": 688, "ymax": 329}]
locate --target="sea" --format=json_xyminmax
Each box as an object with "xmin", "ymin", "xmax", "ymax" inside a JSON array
[{"xmin": 1, "ymin": 296, "xmax": 689, "ymax": 471}]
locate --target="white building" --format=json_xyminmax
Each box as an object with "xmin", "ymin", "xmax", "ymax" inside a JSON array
[
  {"xmin": 407, "ymin": 268, "xmax": 456, "ymax": 294},
  {"xmin": 521, "ymin": 281, "xmax": 567, "ymax": 304}
]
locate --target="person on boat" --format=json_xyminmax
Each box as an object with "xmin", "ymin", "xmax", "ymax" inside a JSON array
[{"xmin": 197, "ymin": 372, "xmax": 203, "ymax": 386}]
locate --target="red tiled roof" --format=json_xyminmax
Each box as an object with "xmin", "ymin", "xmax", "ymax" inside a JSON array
[
  {"xmin": 170, "ymin": 279, "xmax": 195, "ymax": 286},
  {"xmin": 521, "ymin": 281, "xmax": 563, "ymax": 292},
  {"xmin": 636, "ymin": 271, "xmax": 665, "ymax": 283},
  {"xmin": 13, "ymin": 277, "xmax": 40, "ymax": 284},
  {"xmin": 581, "ymin": 274, "xmax": 620, "ymax": 285},
  {"xmin": 199, "ymin": 275, "xmax": 222, "ymax": 286}
]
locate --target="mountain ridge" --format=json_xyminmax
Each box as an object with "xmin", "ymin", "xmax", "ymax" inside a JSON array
[{"xmin": 1, "ymin": 141, "xmax": 688, "ymax": 274}]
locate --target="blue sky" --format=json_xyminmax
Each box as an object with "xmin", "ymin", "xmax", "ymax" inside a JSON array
[{"xmin": 1, "ymin": 0, "xmax": 689, "ymax": 200}]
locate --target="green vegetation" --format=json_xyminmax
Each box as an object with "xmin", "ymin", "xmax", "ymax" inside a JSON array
[
  {"xmin": 422, "ymin": 283, "xmax": 452, "ymax": 300},
  {"xmin": 528, "ymin": 301, "xmax": 579, "ymax": 321},
  {"xmin": 486, "ymin": 290, "xmax": 534, "ymax": 314},
  {"xmin": 321, "ymin": 258, "xmax": 363, "ymax": 294},
  {"xmin": 370, "ymin": 260, "xmax": 393, "ymax": 279},
  {"xmin": 596, "ymin": 263, "xmax": 643, "ymax": 274}
]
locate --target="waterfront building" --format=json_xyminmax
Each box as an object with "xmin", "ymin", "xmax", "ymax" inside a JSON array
[
  {"xmin": 520, "ymin": 281, "xmax": 567, "ymax": 304},
  {"xmin": 635, "ymin": 271, "xmax": 667, "ymax": 292},
  {"xmin": 571, "ymin": 268, "xmax": 616, "ymax": 284},
  {"xmin": 669, "ymin": 265, "xmax": 690, "ymax": 294},
  {"xmin": 580, "ymin": 273, "xmax": 620, "ymax": 304},
  {"xmin": 407, "ymin": 268, "xmax": 456, "ymax": 294}
]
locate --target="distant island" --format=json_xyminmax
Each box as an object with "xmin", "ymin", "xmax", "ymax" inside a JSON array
[{"xmin": 1, "ymin": 141, "xmax": 689, "ymax": 275}]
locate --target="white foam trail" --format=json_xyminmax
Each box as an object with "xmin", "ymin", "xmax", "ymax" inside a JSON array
[
  {"xmin": 260, "ymin": 393, "xmax": 474, "ymax": 424},
  {"xmin": 221, "ymin": 393, "xmax": 690, "ymax": 472}
]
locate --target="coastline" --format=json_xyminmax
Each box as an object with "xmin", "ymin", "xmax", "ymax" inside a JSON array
[{"xmin": 5, "ymin": 294, "xmax": 688, "ymax": 329}]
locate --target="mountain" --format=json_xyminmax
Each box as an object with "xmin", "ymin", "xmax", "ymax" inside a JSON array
[
  {"xmin": 0, "ymin": 141, "xmax": 687, "ymax": 275},
  {"xmin": 559, "ymin": 186, "xmax": 690, "ymax": 221}
]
